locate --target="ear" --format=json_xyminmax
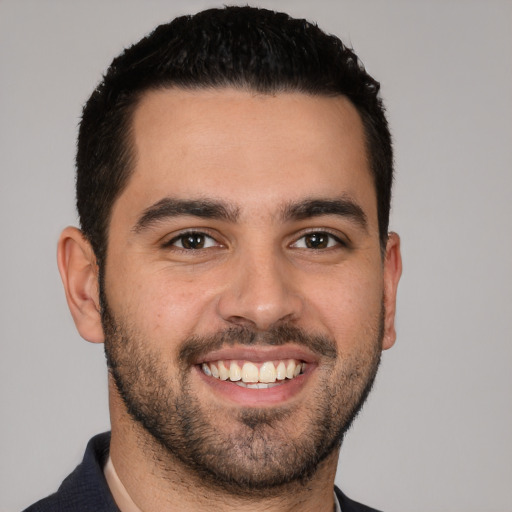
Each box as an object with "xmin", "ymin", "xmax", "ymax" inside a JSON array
[
  {"xmin": 57, "ymin": 226, "xmax": 104, "ymax": 343},
  {"xmin": 381, "ymin": 232, "xmax": 402, "ymax": 350}
]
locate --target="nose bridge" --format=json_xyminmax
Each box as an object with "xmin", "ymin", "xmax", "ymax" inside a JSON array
[{"xmin": 217, "ymin": 241, "xmax": 302, "ymax": 330}]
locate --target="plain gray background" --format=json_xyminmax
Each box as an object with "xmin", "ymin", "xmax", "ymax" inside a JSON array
[{"xmin": 1, "ymin": 1, "xmax": 511, "ymax": 511}]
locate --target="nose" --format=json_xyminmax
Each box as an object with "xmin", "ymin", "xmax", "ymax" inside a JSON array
[{"xmin": 216, "ymin": 248, "xmax": 304, "ymax": 331}]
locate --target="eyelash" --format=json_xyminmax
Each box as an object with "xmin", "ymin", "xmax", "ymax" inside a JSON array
[
  {"xmin": 162, "ymin": 229, "xmax": 348, "ymax": 251},
  {"xmin": 291, "ymin": 231, "xmax": 347, "ymax": 250},
  {"xmin": 162, "ymin": 231, "xmax": 220, "ymax": 251}
]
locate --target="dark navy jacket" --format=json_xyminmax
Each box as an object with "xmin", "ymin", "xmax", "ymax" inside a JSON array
[{"xmin": 23, "ymin": 432, "xmax": 382, "ymax": 512}]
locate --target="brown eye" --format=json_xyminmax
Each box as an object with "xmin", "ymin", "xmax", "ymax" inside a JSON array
[
  {"xmin": 182, "ymin": 234, "xmax": 205, "ymax": 249},
  {"xmin": 291, "ymin": 232, "xmax": 343, "ymax": 250},
  {"xmin": 304, "ymin": 233, "xmax": 329, "ymax": 249},
  {"xmin": 168, "ymin": 232, "xmax": 217, "ymax": 250}
]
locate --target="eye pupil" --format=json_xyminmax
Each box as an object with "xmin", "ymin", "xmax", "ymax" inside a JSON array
[
  {"xmin": 182, "ymin": 234, "xmax": 205, "ymax": 249},
  {"xmin": 305, "ymin": 233, "xmax": 328, "ymax": 249}
]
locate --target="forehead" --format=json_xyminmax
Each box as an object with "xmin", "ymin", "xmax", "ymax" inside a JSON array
[{"xmin": 116, "ymin": 87, "xmax": 377, "ymax": 227}]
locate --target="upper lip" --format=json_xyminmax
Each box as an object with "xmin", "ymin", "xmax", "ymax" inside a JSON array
[{"xmin": 195, "ymin": 345, "xmax": 320, "ymax": 365}]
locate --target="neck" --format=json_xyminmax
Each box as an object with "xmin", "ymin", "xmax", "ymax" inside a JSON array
[{"xmin": 108, "ymin": 381, "xmax": 338, "ymax": 512}]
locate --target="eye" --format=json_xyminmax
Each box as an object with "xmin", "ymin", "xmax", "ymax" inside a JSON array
[
  {"xmin": 291, "ymin": 231, "xmax": 343, "ymax": 250},
  {"xmin": 166, "ymin": 232, "xmax": 219, "ymax": 250}
]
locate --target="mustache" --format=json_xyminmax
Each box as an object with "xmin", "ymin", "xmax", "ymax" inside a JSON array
[{"xmin": 178, "ymin": 324, "xmax": 338, "ymax": 367}]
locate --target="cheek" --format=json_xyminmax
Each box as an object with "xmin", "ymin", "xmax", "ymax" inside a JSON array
[
  {"xmin": 108, "ymin": 264, "xmax": 221, "ymax": 345},
  {"xmin": 306, "ymin": 266, "xmax": 383, "ymax": 346}
]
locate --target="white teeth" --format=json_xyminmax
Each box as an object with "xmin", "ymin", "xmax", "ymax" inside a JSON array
[
  {"xmin": 201, "ymin": 358, "xmax": 306, "ymax": 384},
  {"xmin": 242, "ymin": 362, "xmax": 259, "ymax": 383},
  {"xmin": 229, "ymin": 361, "xmax": 241, "ymax": 381},
  {"xmin": 286, "ymin": 360, "xmax": 296, "ymax": 379},
  {"xmin": 276, "ymin": 361, "xmax": 287, "ymax": 380},
  {"xmin": 236, "ymin": 382, "xmax": 281, "ymax": 389},
  {"xmin": 202, "ymin": 363, "xmax": 212, "ymax": 376},
  {"xmin": 259, "ymin": 361, "xmax": 277, "ymax": 383},
  {"xmin": 218, "ymin": 361, "xmax": 229, "ymax": 380},
  {"xmin": 219, "ymin": 361, "xmax": 229, "ymax": 380}
]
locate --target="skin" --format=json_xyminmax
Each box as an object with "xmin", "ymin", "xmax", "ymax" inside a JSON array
[{"xmin": 58, "ymin": 88, "xmax": 402, "ymax": 512}]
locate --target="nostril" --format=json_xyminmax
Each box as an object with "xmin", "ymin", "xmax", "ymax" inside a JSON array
[{"xmin": 225, "ymin": 315, "xmax": 258, "ymax": 328}]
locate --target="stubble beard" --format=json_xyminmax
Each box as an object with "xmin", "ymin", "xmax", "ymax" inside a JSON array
[{"xmin": 102, "ymin": 294, "xmax": 383, "ymax": 497}]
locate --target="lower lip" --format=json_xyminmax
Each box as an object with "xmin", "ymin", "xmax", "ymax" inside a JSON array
[{"xmin": 194, "ymin": 365, "xmax": 314, "ymax": 407}]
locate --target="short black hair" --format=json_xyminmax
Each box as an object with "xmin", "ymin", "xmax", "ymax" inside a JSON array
[{"xmin": 77, "ymin": 5, "xmax": 393, "ymax": 267}]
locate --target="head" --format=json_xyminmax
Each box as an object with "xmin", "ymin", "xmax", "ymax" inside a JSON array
[
  {"xmin": 59, "ymin": 5, "xmax": 401, "ymax": 499},
  {"xmin": 76, "ymin": 5, "xmax": 393, "ymax": 270}
]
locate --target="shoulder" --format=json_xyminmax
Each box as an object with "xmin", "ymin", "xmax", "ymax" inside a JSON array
[
  {"xmin": 335, "ymin": 486, "xmax": 383, "ymax": 512},
  {"xmin": 22, "ymin": 433, "xmax": 119, "ymax": 512}
]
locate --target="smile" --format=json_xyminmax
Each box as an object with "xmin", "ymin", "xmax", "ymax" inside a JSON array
[{"xmin": 201, "ymin": 359, "xmax": 306, "ymax": 389}]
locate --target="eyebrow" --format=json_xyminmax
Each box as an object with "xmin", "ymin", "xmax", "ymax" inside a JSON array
[
  {"xmin": 133, "ymin": 195, "xmax": 368, "ymax": 234},
  {"xmin": 133, "ymin": 198, "xmax": 240, "ymax": 233},
  {"xmin": 280, "ymin": 197, "xmax": 368, "ymax": 230}
]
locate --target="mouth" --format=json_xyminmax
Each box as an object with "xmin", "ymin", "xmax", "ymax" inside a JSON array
[
  {"xmin": 201, "ymin": 359, "xmax": 306, "ymax": 389},
  {"xmin": 194, "ymin": 346, "xmax": 317, "ymax": 406}
]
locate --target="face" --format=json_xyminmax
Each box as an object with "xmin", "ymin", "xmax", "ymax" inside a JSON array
[{"xmin": 101, "ymin": 88, "xmax": 399, "ymax": 493}]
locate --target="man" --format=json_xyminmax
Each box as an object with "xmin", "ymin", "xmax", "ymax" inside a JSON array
[{"xmin": 25, "ymin": 6, "xmax": 401, "ymax": 512}]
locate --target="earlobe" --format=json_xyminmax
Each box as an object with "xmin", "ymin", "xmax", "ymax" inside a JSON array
[
  {"xmin": 381, "ymin": 232, "xmax": 402, "ymax": 350},
  {"xmin": 57, "ymin": 227, "xmax": 105, "ymax": 344}
]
